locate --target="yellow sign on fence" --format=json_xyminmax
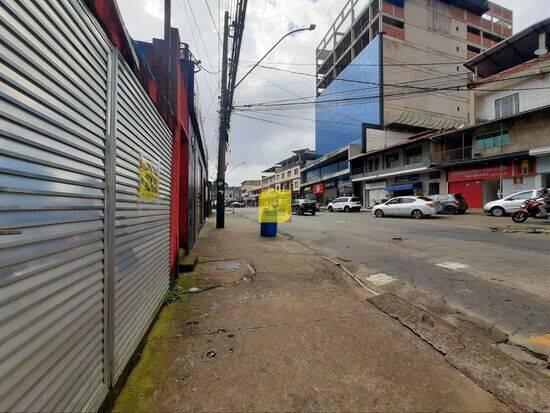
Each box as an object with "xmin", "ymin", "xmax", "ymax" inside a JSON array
[
  {"xmin": 258, "ymin": 190, "xmax": 292, "ymax": 223},
  {"xmin": 139, "ymin": 157, "xmax": 160, "ymax": 201}
]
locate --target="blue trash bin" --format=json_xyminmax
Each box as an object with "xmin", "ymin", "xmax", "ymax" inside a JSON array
[{"xmin": 260, "ymin": 222, "xmax": 277, "ymax": 237}]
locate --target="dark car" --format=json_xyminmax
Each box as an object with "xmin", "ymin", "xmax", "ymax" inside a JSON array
[
  {"xmin": 430, "ymin": 193, "xmax": 468, "ymax": 214},
  {"xmin": 292, "ymin": 199, "xmax": 317, "ymax": 216}
]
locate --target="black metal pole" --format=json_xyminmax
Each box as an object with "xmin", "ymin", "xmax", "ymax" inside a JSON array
[{"xmin": 216, "ymin": 12, "xmax": 230, "ymax": 228}]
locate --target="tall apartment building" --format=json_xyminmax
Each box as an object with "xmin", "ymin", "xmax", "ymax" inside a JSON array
[
  {"xmin": 315, "ymin": 0, "xmax": 513, "ymax": 155},
  {"xmin": 261, "ymin": 149, "xmax": 317, "ymax": 193}
]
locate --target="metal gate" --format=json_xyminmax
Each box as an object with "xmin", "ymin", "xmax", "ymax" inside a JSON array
[
  {"xmin": 0, "ymin": 0, "xmax": 172, "ymax": 410},
  {"xmin": 0, "ymin": 1, "xmax": 111, "ymax": 411},
  {"xmin": 112, "ymin": 56, "xmax": 172, "ymax": 381}
]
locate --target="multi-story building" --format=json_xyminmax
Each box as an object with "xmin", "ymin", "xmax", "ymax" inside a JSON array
[
  {"xmin": 431, "ymin": 19, "xmax": 550, "ymax": 208},
  {"xmin": 315, "ymin": 0, "xmax": 513, "ymax": 155},
  {"xmin": 350, "ymin": 130, "xmax": 449, "ymax": 206},
  {"xmin": 241, "ymin": 180, "xmax": 262, "ymax": 205},
  {"xmin": 261, "ymin": 149, "xmax": 317, "ymax": 194},
  {"xmin": 301, "ymin": 145, "xmax": 357, "ymax": 204},
  {"xmin": 351, "ymin": 18, "xmax": 550, "ymax": 208}
]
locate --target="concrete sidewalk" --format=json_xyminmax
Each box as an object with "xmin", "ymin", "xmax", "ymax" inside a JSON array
[{"xmin": 112, "ymin": 214, "xmax": 509, "ymax": 412}]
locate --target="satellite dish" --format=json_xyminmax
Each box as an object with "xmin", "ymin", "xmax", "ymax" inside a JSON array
[{"xmin": 534, "ymin": 48, "xmax": 548, "ymax": 57}]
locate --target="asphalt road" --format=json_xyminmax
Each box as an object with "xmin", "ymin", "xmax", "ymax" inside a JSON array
[{"xmin": 236, "ymin": 207, "xmax": 550, "ymax": 359}]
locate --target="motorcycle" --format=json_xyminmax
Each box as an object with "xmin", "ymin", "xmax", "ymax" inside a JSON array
[{"xmin": 511, "ymin": 198, "xmax": 549, "ymax": 223}]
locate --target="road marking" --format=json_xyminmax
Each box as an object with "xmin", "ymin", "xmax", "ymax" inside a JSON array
[
  {"xmin": 337, "ymin": 220, "xmax": 348, "ymax": 224},
  {"xmin": 437, "ymin": 262, "xmax": 470, "ymax": 271},
  {"xmin": 366, "ymin": 273, "xmax": 396, "ymax": 286}
]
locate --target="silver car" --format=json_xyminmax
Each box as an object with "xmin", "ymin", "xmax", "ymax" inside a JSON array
[
  {"xmin": 483, "ymin": 188, "xmax": 546, "ymax": 217},
  {"xmin": 372, "ymin": 196, "xmax": 441, "ymax": 219}
]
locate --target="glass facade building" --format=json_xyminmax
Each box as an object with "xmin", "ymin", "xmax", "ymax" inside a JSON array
[{"xmin": 315, "ymin": 36, "xmax": 382, "ymax": 155}]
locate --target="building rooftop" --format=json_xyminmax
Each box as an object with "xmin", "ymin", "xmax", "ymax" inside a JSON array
[{"xmin": 465, "ymin": 17, "xmax": 550, "ymax": 78}]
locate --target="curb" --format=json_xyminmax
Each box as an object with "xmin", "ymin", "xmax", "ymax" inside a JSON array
[{"xmin": 369, "ymin": 293, "xmax": 550, "ymax": 412}]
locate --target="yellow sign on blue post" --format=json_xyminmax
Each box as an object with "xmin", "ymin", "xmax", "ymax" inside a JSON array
[{"xmin": 258, "ymin": 190, "xmax": 292, "ymax": 223}]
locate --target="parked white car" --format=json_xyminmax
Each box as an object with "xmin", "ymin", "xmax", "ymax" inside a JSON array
[
  {"xmin": 372, "ymin": 196, "xmax": 440, "ymax": 219},
  {"xmin": 328, "ymin": 196, "xmax": 362, "ymax": 212},
  {"xmin": 483, "ymin": 188, "xmax": 546, "ymax": 217}
]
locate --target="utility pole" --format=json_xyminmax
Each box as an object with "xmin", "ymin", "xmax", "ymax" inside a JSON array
[
  {"xmin": 216, "ymin": 11, "xmax": 230, "ymax": 228},
  {"xmin": 216, "ymin": 1, "xmax": 248, "ymax": 228}
]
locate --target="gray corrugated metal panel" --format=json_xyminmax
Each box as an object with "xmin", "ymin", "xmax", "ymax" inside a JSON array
[
  {"xmin": 114, "ymin": 229, "xmax": 169, "ymax": 269},
  {"xmin": 0, "ymin": 51, "xmax": 106, "ymax": 127},
  {"xmin": 0, "ymin": 0, "xmax": 109, "ymax": 409},
  {"xmin": 112, "ymin": 53, "xmax": 172, "ymax": 383},
  {"xmin": 114, "ymin": 250, "xmax": 169, "ymax": 322},
  {"xmin": 116, "ymin": 66, "xmax": 172, "ymax": 144},
  {"xmin": 0, "ymin": 173, "xmax": 105, "ymax": 199},
  {"xmin": 0, "ymin": 281, "xmax": 104, "ymax": 411},
  {"xmin": 115, "ymin": 113, "xmax": 172, "ymax": 165},
  {"xmin": 0, "ymin": 2, "xmax": 107, "ymax": 104},
  {"xmin": 113, "ymin": 288, "xmax": 166, "ymax": 379},
  {"xmin": 0, "ymin": 100, "xmax": 105, "ymax": 160},
  {"xmin": 0, "ymin": 119, "xmax": 106, "ymax": 170},
  {"xmin": 115, "ymin": 244, "xmax": 169, "ymax": 289},
  {"xmin": 0, "ymin": 82, "xmax": 105, "ymax": 149},
  {"xmin": 0, "ymin": 193, "xmax": 105, "ymax": 212},
  {"xmin": 0, "ymin": 154, "xmax": 104, "ymax": 188},
  {"xmin": 0, "ymin": 210, "xmax": 104, "ymax": 230},
  {"xmin": 0, "ymin": 44, "xmax": 105, "ymax": 133}
]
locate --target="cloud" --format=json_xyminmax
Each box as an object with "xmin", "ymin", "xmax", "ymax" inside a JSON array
[{"xmin": 117, "ymin": 0, "xmax": 541, "ymax": 186}]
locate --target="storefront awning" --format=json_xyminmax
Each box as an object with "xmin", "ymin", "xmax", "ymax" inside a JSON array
[{"xmin": 384, "ymin": 182, "xmax": 422, "ymax": 192}]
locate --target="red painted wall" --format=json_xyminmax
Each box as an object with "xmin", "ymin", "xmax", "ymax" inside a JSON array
[{"xmin": 449, "ymin": 180, "xmax": 483, "ymax": 208}]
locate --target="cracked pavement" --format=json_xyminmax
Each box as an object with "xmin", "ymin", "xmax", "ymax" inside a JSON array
[{"xmin": 238, "ymin": 208, "xmax": 550, "ymax": 365}]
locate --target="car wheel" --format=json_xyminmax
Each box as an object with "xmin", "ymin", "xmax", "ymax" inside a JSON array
[
  {"xmin": 412, "ymin": 209, "xmax": 424, "ymax": 219},
  {"xmin": 328, "ymin": 206, "xmax": 334, "ymax": 212},
  {"xmin": 445, "ymin": 205, "xmax": 457, "ymax": 215},
  {"xmin": 344, "ymin": 206, "xmax": 350, "ymax": 213},
  {"xmin": 374, "ymin": 209, "xmax": 384, "ymax": 218},
  {"xmin": 490, "ymin": 207, "xmax": 505, "ymax": 217}
]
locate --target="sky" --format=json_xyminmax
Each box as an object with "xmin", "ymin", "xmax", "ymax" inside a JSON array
[{"xmin": 117, "ymin": 0, "xmax": 546, "ymax": 185}]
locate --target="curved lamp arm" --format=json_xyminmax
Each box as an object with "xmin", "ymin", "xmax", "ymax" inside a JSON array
[{"xmin": 234, "ymin": 24, "xmax": 316, "ymax": 90}]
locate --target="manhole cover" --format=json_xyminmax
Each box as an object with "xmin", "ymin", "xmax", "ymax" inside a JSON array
[{"xmin": 217, "ymin": 261, "xmax": 241, "ymax": 270}]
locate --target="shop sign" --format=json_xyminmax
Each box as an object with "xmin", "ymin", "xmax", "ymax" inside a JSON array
[
  {"xmin": 324, "ymin": 180, "xmax": 337, "ymax": 189},
  {"xmin": 139, "ymin": 156, "xmax": 160, "ymax": 201},
  {"xmin": 395, "ymin": 174, "xmax": 420, "ymax": 183},
  {"xmin": 312, "ymin": 183, "xmax": 325, "ymax": 194},
  {"xmin": 304, "ymin": 186, "xmax": 312, "ymax": 192},
  {"xmin": 448, "ymin": 160, "xmax": 535, "ymax": 182},
  {"xmin": 338, "ymin": 179, "xmax": 352, "ymax": 189}
]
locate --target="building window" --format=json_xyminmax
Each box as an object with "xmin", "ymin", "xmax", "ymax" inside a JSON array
[
  {"xmin": 385, "ymin": 153, "xmax": 399, "ymax": 168},
  {"xmin": 287, "ymin": 171, "xmax": 292, "ymax": 178},
  {"xmin": 367, "ymin": 157, "xmax": 380, "ymax": 172},
  {"xmin": 294, "ymin": 168, "xmax": 299, "ymax": 175},
  {"xmin": 495, "ymin": 93, "xmax": 519, "ymax": 119},
  {"xmin": 429, "ymin": 182, "xmax": 440, "ymax": 196},
  {"xmin": 429, "ymin": 171, "xmax": 441, "ymax": 180},
  {"xmin": 475, "ymin": 130, "xmax": 510, "ymax": 150},
  {"xmin": 405, "ymin": 146, "xmax": 423, "ymax": 165}
]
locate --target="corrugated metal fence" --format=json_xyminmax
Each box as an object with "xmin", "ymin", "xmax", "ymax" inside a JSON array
[{"xmin": 0, "ymin": 1, "xmax": 172, "ymax": 411}]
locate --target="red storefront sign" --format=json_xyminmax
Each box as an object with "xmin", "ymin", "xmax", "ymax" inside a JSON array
[
  {"xmin": 448, "ymin": 160, "xmax": 535, "ymax": 182},
  {"xmin": 312, "ymin": 183, "xmax": 325, "ymax": 194}
]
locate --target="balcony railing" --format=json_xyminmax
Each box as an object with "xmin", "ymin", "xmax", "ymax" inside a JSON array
[{"xmin": 431, "ymin": 147, "xmax": 473, "ymax": 163}]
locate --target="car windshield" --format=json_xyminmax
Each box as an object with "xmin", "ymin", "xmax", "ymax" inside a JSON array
[{"xmin": 417, "ymin": 197, "xmax": 432, "ymax": 201}]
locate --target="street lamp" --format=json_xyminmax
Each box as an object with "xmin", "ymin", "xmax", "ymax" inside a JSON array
[
  {"xmin": 234, "ymin": 24, "xmax": 316, "ymax": 90},
  {"xmin": 226, "ymin": 161, "xmax": 246, "ymax": 176}
]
